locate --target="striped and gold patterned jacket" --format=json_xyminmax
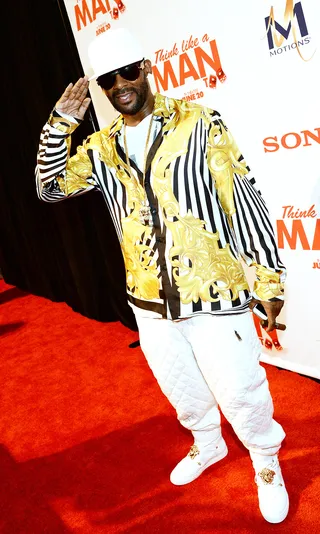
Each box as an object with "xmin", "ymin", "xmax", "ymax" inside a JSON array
[{"xmin": 36, "ymin": 92, "xmax": 285, "ymax": 320}]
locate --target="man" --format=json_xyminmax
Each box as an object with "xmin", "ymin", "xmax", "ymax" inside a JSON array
[{"xmin": 36, "ymin": 27, "xmax": 288, "ymax": 523}]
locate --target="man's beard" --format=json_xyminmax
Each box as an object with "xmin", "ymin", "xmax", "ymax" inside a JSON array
[{"xmin": 109, "ymin": 78, "xmax": 149, "ymax": 115}]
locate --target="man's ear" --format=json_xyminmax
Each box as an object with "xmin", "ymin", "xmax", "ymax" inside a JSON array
[{"xmin": 144, "ymin": 59, "xmax": 152, "ymax": 75}]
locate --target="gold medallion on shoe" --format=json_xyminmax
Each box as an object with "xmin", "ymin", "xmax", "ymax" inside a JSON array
[
  {"xmin": 258, "ymin": 467, "xmax": 276, "ymax": 485},
  {"xmin": 188, "ymin": 444, "xmax": 200, "ymax": 460}
]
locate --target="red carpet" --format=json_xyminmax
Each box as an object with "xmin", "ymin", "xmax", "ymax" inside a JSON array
[{"xmin": 0, "ymin": 279, "xmax": 319, "ymax": 533}]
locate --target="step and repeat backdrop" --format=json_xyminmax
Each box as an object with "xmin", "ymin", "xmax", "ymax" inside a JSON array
[{"xmin": 62, "ymin": 0, "xmax": 320, "ymax": 378}]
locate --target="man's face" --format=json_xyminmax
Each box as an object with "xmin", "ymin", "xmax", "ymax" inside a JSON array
[{"xmin": 99, "ymin": 60, "xmax": 152, "ymax": 116}]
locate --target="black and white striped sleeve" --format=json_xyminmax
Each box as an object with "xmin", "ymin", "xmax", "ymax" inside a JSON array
[
  {"xmin": 35, "ymin": 110, "xmax": 99, "ymax": 202},
  {"xmin": 231, "ymin": 172, "xmax": 285, "ymax": 272},
  {"xmin": 231, "ymin": 171, "xmax": 287, "ymax": 300},
  {"xmin": 206, "ymin": 108, "xmax": 286, "ymax": 299}
]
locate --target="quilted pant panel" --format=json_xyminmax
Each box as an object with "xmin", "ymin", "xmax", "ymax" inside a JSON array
[
  {"xmin": 184, "ymin": 312, "xmax": 286, "ymax": 455},
  {"xmin": 136, "ymin": 316, "xmax": 221, "ymax": 434}
]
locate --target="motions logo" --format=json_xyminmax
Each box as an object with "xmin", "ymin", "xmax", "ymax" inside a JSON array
[
  {"xmin": 277, "ymin": 204, "xmax": 320, "ymax": 252},
  {"xmin": 152, "ymin": 33, "xmax": 226, "ymax": 93},
  {"xmin": 74, "ymin": 0, "xmax": 126, "ymax": 33},
  {"xmin": 265, "ymin": 0, "xmax": 313, "ymax": 59},
  {"xmin": 263, "ymin": 127, "xmax": 320, "ymax": 153}
]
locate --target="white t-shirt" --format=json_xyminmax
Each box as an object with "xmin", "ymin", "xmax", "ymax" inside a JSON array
[{"xmin": 120, "ymin": 114, "xmax": 158, "ymax": 172}]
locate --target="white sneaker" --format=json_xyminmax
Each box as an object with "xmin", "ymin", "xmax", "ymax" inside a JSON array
[
  {"xmin": 170, "ymin": 436, "xmax": 228, "ymax": 486},
  {"xmin": 253, "ymin": 456, "xmax": 289, "ymax": 523}
]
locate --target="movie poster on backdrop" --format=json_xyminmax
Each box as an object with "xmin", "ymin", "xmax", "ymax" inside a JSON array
[{"xmin": 62, "ymin": 0, "xmax": 320, "ymax": 378}]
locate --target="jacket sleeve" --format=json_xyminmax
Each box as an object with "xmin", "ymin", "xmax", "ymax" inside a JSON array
[
  {"xmin": 35, "ymin": 109, "xmax": 99, "ymax": 202},
  {"xmin": 206, "ymin": 109, "xmax": 286, "ymax": 302}
]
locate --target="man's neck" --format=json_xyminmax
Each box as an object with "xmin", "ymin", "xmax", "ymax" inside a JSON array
[{"xmin": 123, "ymin": 92, "xmax": 155, "ymax": 126}]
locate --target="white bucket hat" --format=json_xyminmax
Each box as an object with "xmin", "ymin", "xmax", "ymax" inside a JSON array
[{"xmin": 88, "ymin": 28, "xmax": 145, "ymax": 80}]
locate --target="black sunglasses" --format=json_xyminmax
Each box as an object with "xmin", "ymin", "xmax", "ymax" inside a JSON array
[{"xmin": 96, "ymin": 59, "xmax": 145, "ymax": 91}]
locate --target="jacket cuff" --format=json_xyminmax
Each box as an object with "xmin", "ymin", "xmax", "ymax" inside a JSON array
[
  {"xmin": 48, "ymin": 109, "xmax": 81, "ymax": 134},
  {"xmin": 252, "ymin": 264, "xmax": 285, "ymax": 301}
]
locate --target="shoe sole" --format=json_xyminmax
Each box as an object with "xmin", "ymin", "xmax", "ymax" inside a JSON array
[
  {"xmin": 261, "ymin": 496, "xmax": 289, "ymax": 524},
  {"xmin": 170, "ymin": 446, "xmax": 228, "ymax": 486}
]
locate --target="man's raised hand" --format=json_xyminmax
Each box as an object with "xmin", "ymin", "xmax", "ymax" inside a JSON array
[{"xmin": 55, "ymin": 76, "xmax": 91, "ymax": 120}]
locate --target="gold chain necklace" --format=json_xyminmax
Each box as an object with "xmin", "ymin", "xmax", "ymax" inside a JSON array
[{"xmin": 123, "ymin": 113, "xmax": 154, "ymax": 226}]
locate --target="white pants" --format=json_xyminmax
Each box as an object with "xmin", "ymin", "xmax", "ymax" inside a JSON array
[{"xmin": 135, "ymin": 312, "xmax": 285, "ymax": 456}]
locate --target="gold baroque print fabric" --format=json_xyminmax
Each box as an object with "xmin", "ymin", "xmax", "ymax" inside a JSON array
[
  {"xmin": 253, "ymin": 264, "xmax": 285, "ymax": 300},
  {"xmin": 152, "ymin": 96, "xmax": 249, "ymax": 304},
  {"xmin": 93, "ymin": 94, "xmax": 249, "ymax": 305},
  {"xmin": 87, "ymin": 118, "xmax": 161, "ymax": 301},
  {"xmin": 57, "ymin": 143, "xmax": 93, "ymax": 195},
  {"xmin": 37, "ymin": 93, "xmax": 286, "ymax": 317},
  {"xmin": 206, "ymin": 118, "xmax": 249, "ymax": 219},
  {"xmin": 167, "ymin": 210, "xmax": 248, "ymax": 303},
  {"xmin": 121, "ymin": 218, "xmax": 160, "ymax": 300}
]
